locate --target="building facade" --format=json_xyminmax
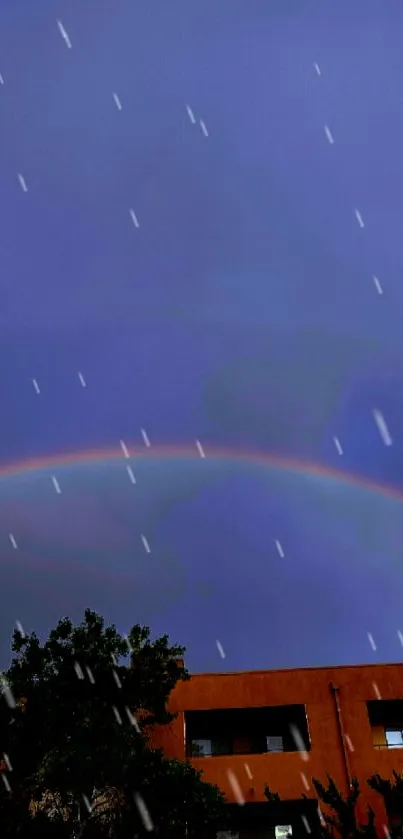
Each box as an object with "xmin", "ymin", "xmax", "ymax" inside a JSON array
[{"xmin": 152, "ymin": 662, "xmax": 403, "ymax": 838}]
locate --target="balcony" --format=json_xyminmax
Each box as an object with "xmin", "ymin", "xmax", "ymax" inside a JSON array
[{"xmin": 185, "ymin": 704, "xmax": 310, "ymax": 759}]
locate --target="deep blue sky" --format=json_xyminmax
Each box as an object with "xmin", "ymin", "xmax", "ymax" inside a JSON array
[{"xmin": 1, "ymin": 0, "xmax": 403, "ymax": 672}]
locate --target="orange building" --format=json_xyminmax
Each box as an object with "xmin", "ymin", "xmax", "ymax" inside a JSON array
[{"xmin": 153, "ymin": 662, "xmax": 403, "ymax": 838}]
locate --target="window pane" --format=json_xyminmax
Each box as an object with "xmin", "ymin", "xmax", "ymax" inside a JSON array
[
  {"xmin": 275, "ymin": 826, "xmax": 292, "ymax": 839},
  {"xmin": 385, "ymin": 730, "xmax": 403, "ymax": 747},
  {"xmin": 212, "ymin": 739, "xmax": 231, "ymax": 755},
  {"xmin": 191, "ymin": 739, "xmax": 212, "ymax": 756},
  {"xmin": 266, "ymin": 736, "xmax": 284, "ymax": 753}
]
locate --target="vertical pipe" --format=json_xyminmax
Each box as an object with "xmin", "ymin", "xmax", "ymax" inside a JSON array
[{"xmin": 330, "ymin": 681, "xmax": 352, "ymax": 789}]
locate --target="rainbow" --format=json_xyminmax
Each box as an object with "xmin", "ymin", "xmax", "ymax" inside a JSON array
[
  {"xmin": 1, "ymin": 442, "xmax": 402, "ymax": 502},
  {"xmin": 1, "ymin": 442, "xmax": 402, "ymax": 599}
]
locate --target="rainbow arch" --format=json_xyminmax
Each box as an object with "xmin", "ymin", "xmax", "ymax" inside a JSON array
[{"xmin": 0, "ymin": 442, "xmax": 402, "ymax": 503}]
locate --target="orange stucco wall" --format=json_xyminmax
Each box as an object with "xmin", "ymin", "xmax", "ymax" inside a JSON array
[{"xmin": 152, "ymin": 662, "xmax": 403, "ymax": 831}]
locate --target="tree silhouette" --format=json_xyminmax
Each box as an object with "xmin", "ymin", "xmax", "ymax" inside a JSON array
[
  {"xmin": 0, "ymin": 609, "xmax": 227, "ymax": 838},
  {"xmin": 264, "ymin": 773, "xmax": 403, "ymax": 839}
]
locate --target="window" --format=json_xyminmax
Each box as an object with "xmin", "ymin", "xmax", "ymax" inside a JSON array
[
  {"xmin": 275, "ymin": 826, "xmax": 292, "ymax": 839},
  {"xmin": 190, "ymin": 738, "xmax": 230, "ymax": 757},
  {"xmin": 224, "ymin": 802, "xmax": 317, "ymax": 839},
  {"xmin": 385, "ymin": 729, "xmax": 403, "ymax": 748},
  {"xmin": 266, "ymin": 736, "xmax": 284, "ymax": 753},
  {"xmin": 367, "ymin": 700, "xmax": 403, "ymax": 748},
  {"xmin": 190, "ymin": 739, "xmax": 212, "ymax": 757},
  {"xmin": 185, "ymin": 705, "xmax": 310, "ymax": 758}
]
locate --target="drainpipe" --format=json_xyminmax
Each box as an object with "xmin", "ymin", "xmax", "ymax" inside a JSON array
[{"xmin": 330, "ymin": 681, "xmax": 352, "ymax": 790}]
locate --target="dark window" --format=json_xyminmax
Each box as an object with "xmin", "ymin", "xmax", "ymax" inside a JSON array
[
  {"xmin": 185, "ymin": 705, "xmax": 310, "ymax": 758},
  {"xmin": 190, "ymin": 739, "xmax": 231, "ymax": 757},
  {"xmin": 216, "ymin": 800, "xmax": 321, "ymax": 839},
  {"xmin": 367, "ymin": 700, "xmax": 403, "ymax": 748}
]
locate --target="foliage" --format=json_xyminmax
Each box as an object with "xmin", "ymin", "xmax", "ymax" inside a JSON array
[
  {"xmin": 264, "ymin": 772, "xmax": 403, "ymax": 839},
  {"xmin": 368, "ymin": 772, "xmax": 403, "ymax": 839},
  {"xmin": 264, "ymin": 784, "xmax": 281, "ymax": 805},
  {"xmin": 0, "ymin": 609, "xmax": 227, "ymax": 838},
  {"xmin": 310, "ymin": 776, "xmax": 377, "ymax": 839}
]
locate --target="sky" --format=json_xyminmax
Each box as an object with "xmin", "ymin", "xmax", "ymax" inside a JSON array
[{"xmin": 1, "ymin": 0, "xmax": 403, "ymax": 673}]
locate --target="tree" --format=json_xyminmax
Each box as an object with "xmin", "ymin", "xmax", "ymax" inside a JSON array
[
  {"xmin": 0, "ymin": 609, "xmax": 227, "ymax": 838},
  {"xmin": 368, "ymin": 772, "xmax": 403, "ymax": 839},
  {"xmin": 310, "ymin": 776, "xmax": 377, "ymax": 839},
  {"xmin": 264, "ymin": 774, "xmax": 403, "ymax": 839}
]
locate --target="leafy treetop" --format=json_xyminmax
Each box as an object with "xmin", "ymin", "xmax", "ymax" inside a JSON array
[{"xmin": 0, "ymin": 609, "xmax": 226, "ymax": 839}]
